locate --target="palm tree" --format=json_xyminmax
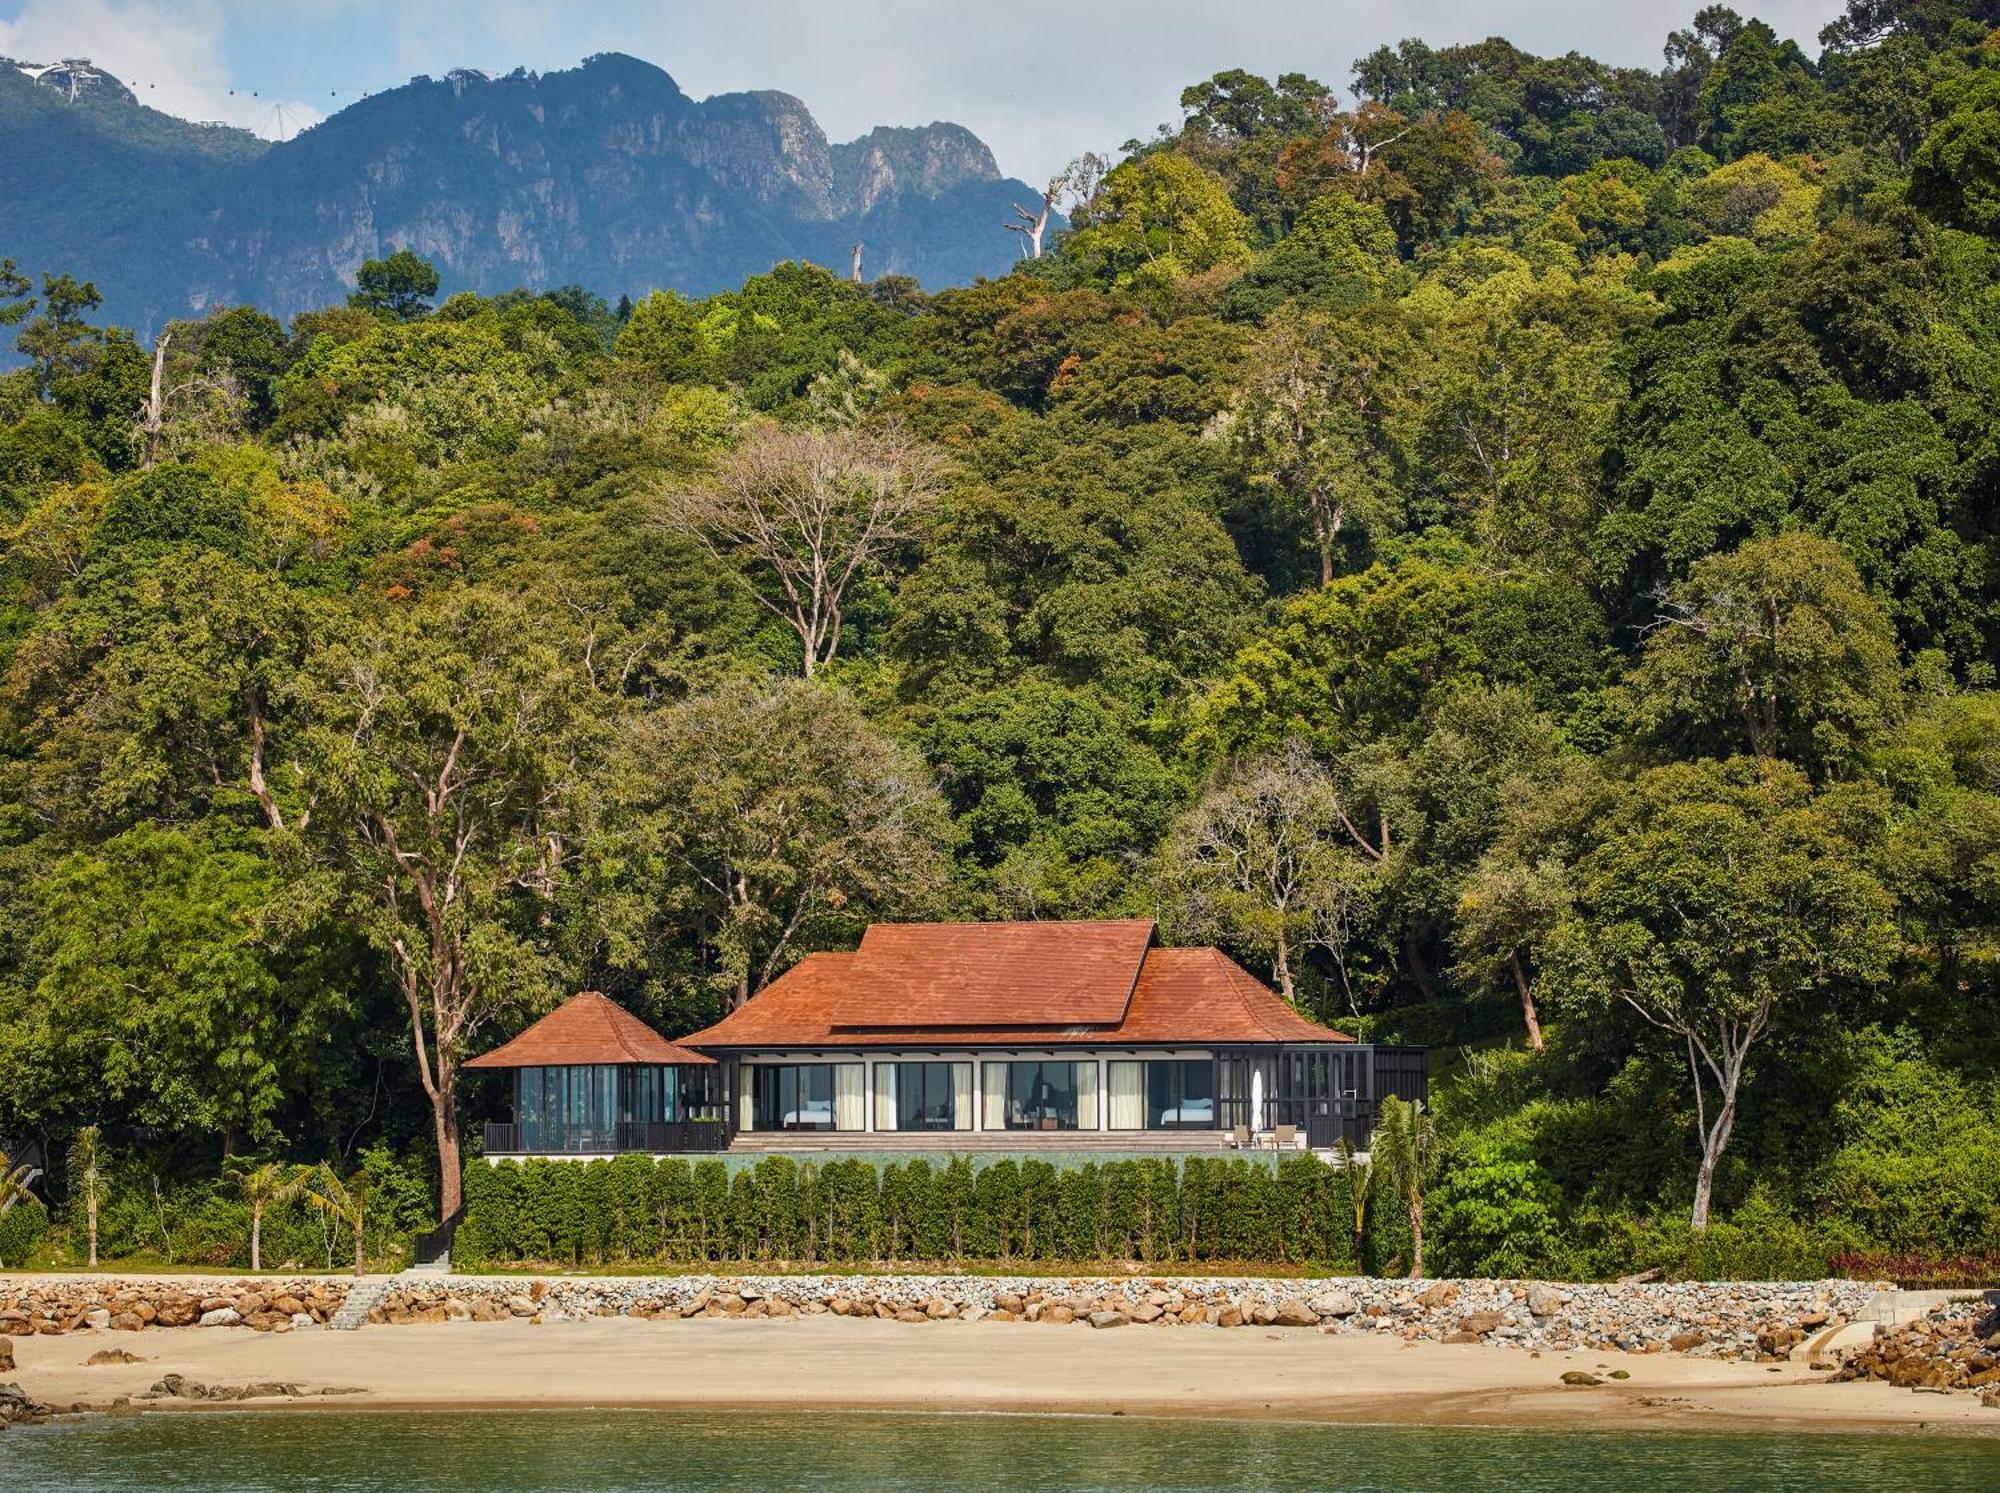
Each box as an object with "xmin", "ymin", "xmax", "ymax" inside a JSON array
[
  {"xmin": 1335, "ymin": 1135, "xmax": 1375, "ymax": 1273},
  {"xmin": 68, "ymin": 1127, "xmax": 108, "ymax": 1268},
  {"xmin": 227, "ymin": 1160, "xmax": 298, "ymax": 1272},
  {"xmin": 291, "ymin": 1164, "xmax": 368, "ymax": 1277},
  {"xmin": 1, "ymin": 1149, "xmax": 44, "ymax": 1266},
  {"xmin": 1371, "ymin": 1096, "xmax": 1438, "ymax": 1279}
]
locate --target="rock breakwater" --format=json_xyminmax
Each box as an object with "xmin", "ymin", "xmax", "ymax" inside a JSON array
[
  {"xmin": 366, "ymin": 1273, "xmax": 1877, "ymax": 1361},
  {"xmin": 0, "ymin": 1277, "xmax": 350, "ymax": 1335}
]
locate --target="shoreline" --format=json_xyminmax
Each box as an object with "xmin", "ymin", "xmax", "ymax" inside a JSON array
[{"xmin": 10, "ymin": 1315, "xmax": 2000, "ymax": 1438}]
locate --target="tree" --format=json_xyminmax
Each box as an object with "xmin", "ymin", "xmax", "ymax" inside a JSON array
[
  {"xmin": 1219, "ymin": 308, "xmax": 1407, "ymax": 585},
  {"xmin": 304, "ymin": 586, "xmax": 603, "ymax": 1221},
  {"xmin": 1062, "ymin": 154, "xmax": 1252, "ymax": 283},
  {"xmin": 1909, "ymin": 73, "xmax": 2000, "ymax": 235},
  {"xmin": 16, "ymin": 273, "xmax": 107, "ymax": 394},
  {"xmin": 1158, "ymin": 741, "xmax": 1378, "ymax": 1010},
  {"xmin": 227, "ymin": 1159, "xmax": 297, "ymax": 1273},
  {"xmin": 1371, "ymin": 1095, "xmax": 1437, "ymax": 1277},
  {"xmin": 292, "ymin": 1163, "xmax": 368, "ymax": 1276},
  {"xmin": 617, "ymin": 678, "xmax": 952, "ymax": 1009},
  {"xmin": 68, "ymin": 1127, "xmax": 106, "ymax": 1268},
  {"xmin": 348, "ymin": 249, "xmax": 440, "ymax": 321},
  {"xmin": 135, "ymin": 330, "xmax": 245, "ymax": 469},
  {"xmin": 1627, "ymin": 532, "xmax": 1903, "ymax": 779},
  {"xmin": 1006, "ymin": 155, "xmax": 1102, "ymax": 261},
  {"xmin": 668, "ymin": 422, "xmax": 943, "ymax": 677},
  {"xmin": 1546, "ymin": 759, "xmax": 1896, "ymax": 1228},
  {"xmin": 1453, "ymin": 758, "xmax": 1598, "ymax": 1052},
  {"xmin": 1335, "ymin": 1135, "xmax": 1375, "ymax": 1269}
]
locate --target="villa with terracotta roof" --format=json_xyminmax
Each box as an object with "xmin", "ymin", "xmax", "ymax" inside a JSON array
[{"xmin": 469, "ymin": 919, "xmax": 1425, "ymax": 1160}]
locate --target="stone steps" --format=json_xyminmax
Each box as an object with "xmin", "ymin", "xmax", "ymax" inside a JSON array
[{"xmin": 326, "ymin": 1278, "xmax": 391, "ymax": 1331}]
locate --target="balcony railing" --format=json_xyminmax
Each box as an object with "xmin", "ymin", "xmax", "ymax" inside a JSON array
[{"xmin": 483, "ymin": 1119, "xmax": 729, "ymax": 1155}]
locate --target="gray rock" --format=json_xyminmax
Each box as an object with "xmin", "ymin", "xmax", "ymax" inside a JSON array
[
  {"xmin": 1310, "ymin": 1290, "xmax": 1359, "ymax": 1318},
  {"xmin": 197, "ymin": 1307, "xmax": 240, "ymax": 1328},
  {"xmin": 1087, "ymin": 1310, "xmax": 1127, "ymax": 1329}
]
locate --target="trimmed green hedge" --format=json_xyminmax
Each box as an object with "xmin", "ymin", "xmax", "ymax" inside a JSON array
[{"xmin": 457, "ymin": 1155, "xmax": 1407, "ymax": 1271}]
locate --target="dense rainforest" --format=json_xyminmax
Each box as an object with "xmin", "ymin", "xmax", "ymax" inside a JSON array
[{"xmin": 0, "ymin": 2, "xmax": 1996, "ymax": 1280}]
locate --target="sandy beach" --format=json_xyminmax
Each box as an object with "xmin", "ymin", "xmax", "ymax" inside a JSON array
[{"xmin": 8, "ymin": 1313, "xmax": 1998, "ymax": 1436}]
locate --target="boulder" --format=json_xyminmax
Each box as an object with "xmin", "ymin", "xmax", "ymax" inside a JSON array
[
  {"xmin": 0, "ymin": 1339, "xmax": 11, "ymax": 1373},
  {"xmin": 1442, "ymin": 1331, "xmax": 1484, "ymax": 1344},
  {"xmin": 1130, "ymin": 1303, "xmax": 1164, "ymax": 1324},
  {"xmin": 994, "ymin": 1293, "xmax": 1025, "ymax": 1315},
  {"xmin": 894, "ymin": 1308, "xmax": 927, "ymax": 1325},
  {"xmin": 1274, "ymin": 1300, "xmax": 1320, "ymax": 1328},
  {"xmin": 1087, "ymin": 1310, "xmax": 1128, "ymax": 1329},
  {"xmin": 109, "ymin": 1312, "xmax": 144, "ymax": 1332},
  {"xmin": 154, "ymin": 1297, "xmax": 198, "ymax": 1328},
  {"xmin": 1560, "ymin": 1371, "xmax": 1603, "ymax": 1386},
  {"xmin": 86, "ymin": 1349, "xmax": 143, "ymax": 1366},
  {"xmin": 198, "ymin": 1307, "xmax": 241, "ymax": 1328},
  {"xmin": 1310, "ymin": 1290, "xmax": 1359, "ymax": 1319},
  {"xmin": 1046, "ymin": 1305, "xmax": 1074, "ymax": 1325},
  {"xmin": 1527, "ymin": 1285, "xmax": 1563, "ymax": 1320},
  {"xmin": 1417, "ymin": 1282, "xmax": 1460, "ymax": 1310},
  {"xmin": 1216, "ymin": 1307, "xmax": 1243, "ymax": 1329},
  {"xmin": 1668, "ymin": 1330, "xmax": 1708, "ymax": 1352},
  {"xmin": 1459, "ymin": 1311, "xmax": 1505, "ymax": 1336},
  {"xmin": 83, "ymin": 1309, "xmax": 112, "ymax": 1331}
]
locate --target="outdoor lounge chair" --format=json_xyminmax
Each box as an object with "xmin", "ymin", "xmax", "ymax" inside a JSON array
[
  {"xmin": 1274, "ymin": 1123, "xmax": 1297, "ymax": 1151},
  {"xmin": 1231, "ymin": 1124, "xmax": 1251, "ymax": 1149}
]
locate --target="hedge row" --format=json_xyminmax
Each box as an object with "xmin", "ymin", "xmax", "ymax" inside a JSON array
[{"xmin": 457, "ymin": 1155, "xmax": 1412, "ymax": 1270}]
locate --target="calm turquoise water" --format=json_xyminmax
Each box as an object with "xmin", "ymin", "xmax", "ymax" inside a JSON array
[{"xmin": 5, "ymin": 1410, "xmax": 1998, "ymax": 1491}]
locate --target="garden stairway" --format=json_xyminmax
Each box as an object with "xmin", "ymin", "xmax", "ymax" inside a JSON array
[{"xmin": 327, "ymin": 1277, "xmax": 393, "ymax": 1330}]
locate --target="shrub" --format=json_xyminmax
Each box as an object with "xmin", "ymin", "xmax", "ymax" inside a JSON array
[
  {"xmin": 1432, "ymin": 1141, "xmax": 1564, "ymax": 1278},
  {"xmin": 0, "ymin": 1196, "xmax": 51, "ymax": 1266}
]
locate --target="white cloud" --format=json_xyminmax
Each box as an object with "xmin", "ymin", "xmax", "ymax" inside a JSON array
[{"xmin": 0, "ymin": 0, "xmax": 320, "ymax": 138}]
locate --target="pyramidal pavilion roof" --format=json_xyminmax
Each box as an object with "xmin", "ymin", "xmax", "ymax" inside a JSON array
[{"xmin": 466, "ymin": 991, "xmax": 715, "ymax": 1069}]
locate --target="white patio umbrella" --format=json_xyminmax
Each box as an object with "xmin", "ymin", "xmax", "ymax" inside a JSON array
[{"xmin": 1250, "ymin": 1067, "xmax": 1265, "ymax": 1135}]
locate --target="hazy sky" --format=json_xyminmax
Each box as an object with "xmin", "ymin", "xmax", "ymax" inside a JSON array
[{"xmin": 3, "ymin": 0, "xmax": 1848, "ymax": 182}]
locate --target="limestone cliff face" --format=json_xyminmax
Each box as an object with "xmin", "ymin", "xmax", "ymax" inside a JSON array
[
  {"xmin": 832, "ymin": 123, "xmax": 1003, "ymax": 215},
  {"xmin": 1, "ymin": 51, "xmax": 1036, "ymax": 330}
]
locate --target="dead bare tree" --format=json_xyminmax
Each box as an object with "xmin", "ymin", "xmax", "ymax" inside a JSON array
[
  {"xmin": 850, "ymin": 242, "xmax": 865, "ymax": 283},
  {"xmin": 1005, "ymin": 153, "xmax": 1107, "ymax": 259},
  {"xmin": 669, "ymin": 422, "xmax": 944, "ymax": 677},
  {"xmin": 136, "ymin": 330, "xmax": 241, "ymax": 469}
]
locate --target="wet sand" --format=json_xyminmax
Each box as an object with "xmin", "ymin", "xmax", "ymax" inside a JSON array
[{"xmin": 9, "ymin": 1313, "xmax": 1998, "ymax": 1435}]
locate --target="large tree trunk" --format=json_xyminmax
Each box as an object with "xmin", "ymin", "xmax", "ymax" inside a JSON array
[
  {"xmin": 352, "ymin": 1211, "xmax": 365, "ymax": 1277},
  {"xmin": 1690, "ymin": 1092, "xmax": 1737, "ymax": 1232},
  {"xmin": 88, "ymin": 1200, "xmax": 98, "ymax": 1269},
  {"xmin": 1510, "ymin": 951, "xmax": 1544, "ymax": 1052},
  {"xmin": 1407, "ymin": 1195, "xmax": 1425, "ymax": 1279},
  {"xmin": 434, "ymin": 1076, "xmax": 463, "ymax": 1220}
]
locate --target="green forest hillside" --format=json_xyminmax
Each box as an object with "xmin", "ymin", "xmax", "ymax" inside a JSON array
[{"xmin": 0, "ymin": 2, "xmax": 1996, "ymax": 1278}]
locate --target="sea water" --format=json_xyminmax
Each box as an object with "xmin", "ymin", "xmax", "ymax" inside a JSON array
[{"xmin": 5, "ymin": 1408, "xmax": 1998, "ymax": 1491}]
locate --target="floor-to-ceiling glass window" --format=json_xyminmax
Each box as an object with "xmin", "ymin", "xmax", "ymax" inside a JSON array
[
  {"xmin": 895, "ymin": 1062, "xmax": 958, "ymax": 1130},
  {"xmin": 749, "ymin": 1063, "xmax": 861, "ymax": 1130},
  {"xmin": 988, "ymin": 1060, "xmax": 1084, "ymax": 1130},
  {"xmin": 1146, "ymin": 1059, "xmax": 1214, "ymax": 1128}
]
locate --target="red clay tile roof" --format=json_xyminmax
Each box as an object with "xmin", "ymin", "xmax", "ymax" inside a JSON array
[
  {"xmin": 679, "ymin": 933, "xmax": 1351, "ymax": 1049},
  {"xmin": 830, "ymin": 919, "xmax": 1154, "ymax": 1027},
  {"xmin": 466, "ymin": 991, "xmax": 715, "ymax": 1068}
]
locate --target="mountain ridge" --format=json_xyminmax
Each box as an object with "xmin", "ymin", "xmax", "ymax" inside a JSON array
[{"xmin": 1, "ymin": 51, "xmax": 1044, "ymax": 330}]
